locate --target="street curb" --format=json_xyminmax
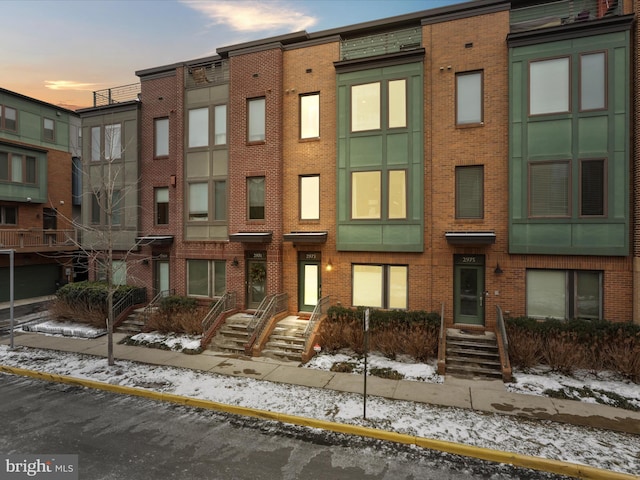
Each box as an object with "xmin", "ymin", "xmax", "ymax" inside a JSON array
[{"xmin": 1, "ymin": 364, "xmax": 636, "ymax": 480}]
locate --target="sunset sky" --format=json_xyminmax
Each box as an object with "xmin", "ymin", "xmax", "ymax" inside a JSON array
[{"xmin": 1, "ymin": 0, "xmax": 459, "ymax": 110}]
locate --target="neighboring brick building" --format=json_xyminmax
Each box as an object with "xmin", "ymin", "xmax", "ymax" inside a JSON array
[
  {"xmin": 82, "ymin": 0, "xmax": 638, "ymax": 330},
  {"xmin": 0, "ymin": 88, "xmax": 80, "ymax": 301}
]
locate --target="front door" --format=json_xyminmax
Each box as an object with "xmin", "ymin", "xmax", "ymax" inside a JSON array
[
  {"xmin": 154, "ymin": 259, "xmax": 169, "ymax": 296},
  {"xmin": 298, "ymin": 252, "xmax": 321, "ymax": 312},
  {"xmin": 246, "ymin": 252, "xmax": 267, "ymax": 309},
  {"xmin": 454, "ymin": 255, "xmax": 485, "ymax": 326}
]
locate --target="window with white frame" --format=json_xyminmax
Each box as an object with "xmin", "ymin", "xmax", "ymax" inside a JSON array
[
  {"xmin": 187, "ymin": 259, "xmax": 226, "ymax": 297},
  {"xmin": 352, "ymin": 264, "xmax": 408, "ymax": 309},
  {"xmin": 300, "ymin": 175, "xmax": 320, "ymax": 220},
  {"xmin": 456, "ymin": 71, "xmax": 483, "ymax": 125},
  {"xmin": 43, "ymin": 118, "xmax": 55, "ymax": 141},
  {"xmin": 300, "ymin": 93, "xmax": 319, "ymax": 139},
  {"xmin": 154, "ymin": 118, "xmax": 169, "ymax": 157},
  {"xmin": 526, "ymin": 269, "xmax": 602, "ymax": 320},
  {"xmin": 248, "ymin": 98, "xmax": 265, "ymax": 142}
]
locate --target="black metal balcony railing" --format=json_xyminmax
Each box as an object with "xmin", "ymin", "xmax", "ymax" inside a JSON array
[
  {"xmin": 93, "ymin": 83, "xmax": 141, "ymax": 107},
  {"xmin": 0, "ymin": 229, "xmax": 77, "ymax": 251},
  {"xmin": 510, "ymin": 0, "xmax": 621, "ymax": 33},
  {"xmin": 340, "ymin": 27, "xmax": 422, "ymax": 61}
]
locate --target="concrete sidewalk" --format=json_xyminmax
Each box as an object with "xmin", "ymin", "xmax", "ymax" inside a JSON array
[{"xmin": 1, "ymin": 330, "xmax": 639, "ymax": 435}]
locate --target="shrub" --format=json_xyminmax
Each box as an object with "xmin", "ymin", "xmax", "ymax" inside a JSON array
[
  {"xmin": 145, "ymin": 296, "xmax": 204, "ymax": 335},
  {"xmin": 158, "ymin": 295, "xmax": 198, "ymax": 315},
  {"xmin": 319, "ymin": 306, "xmax": 441, "ymax": 361},
  {"xmin": 506, "ymin": 317, "xmax": 640, "ymax": 381}
]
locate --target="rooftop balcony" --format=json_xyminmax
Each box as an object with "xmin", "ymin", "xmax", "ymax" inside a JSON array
[
  {"xmin": 92, "ymin": 83, "xmax": 141, "ymax": 107},
  {"xmin": 510, "ymin": 0, "xmax": 621, "ymax": 33},
  {"xmin": 0, "ymin": 229, "xmax": 77, "ymax": 253}
]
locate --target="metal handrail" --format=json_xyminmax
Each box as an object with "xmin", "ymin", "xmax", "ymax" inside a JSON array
[
  {"xmin": 142, "ymin": 289, "xmax": 175, "ymax": 322},
  {"xmin": 303, "ymin": 295, "xmax": 331, "ymax": 349},
  {"xmin": 112, "ymin": 287, "xmax": 147, "ymax": 323},
  {"xmin": 496, "ymin": 305, "xmax": 509, "ymax": 361},
  {"xmin": 247, "ymin": 294, "xmax": 276, "ymax": 331},
  {"xmin": 201, "ymin": 292, "xmax": 237, "ymax": 333},
  {"xmin": 439, "ymin": 302, "xmax": 445, "ymax": 341},
  {"xmin": 244, "ymin": 293, "xmax": 288, "ymax": 353}
]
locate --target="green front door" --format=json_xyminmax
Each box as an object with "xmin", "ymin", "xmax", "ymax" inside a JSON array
[
  {"xmin": 298, "ymin": 252, "xmax": 321, "ymax": 312},
  {"xmin": 454, "ymin": 255, "xmax": 485, "ymax": 326}
]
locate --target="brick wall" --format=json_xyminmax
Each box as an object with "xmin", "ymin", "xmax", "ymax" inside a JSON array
[{"xmin": 229, "ymin": 47, "xmax": 284, "ymax": 301}]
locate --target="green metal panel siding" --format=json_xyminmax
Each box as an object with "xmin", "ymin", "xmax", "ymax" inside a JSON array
[
  {"xmin": 336, "ymin": 62, "xmax": 424, "ymax": 252},
  {"xmin": 509, "ymin": 30, "xmax": 630, "ymax": 256}
]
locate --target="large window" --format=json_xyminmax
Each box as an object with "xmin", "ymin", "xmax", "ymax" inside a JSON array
[
  {"xmin": 580, "ymin": 159, "xmax": 605, "ymax": 217},
  {"xmin": 187, "ymin": 259, "xmax": 226, "ymax": 297},
  {"xmin": 188, "ymin": 108, "xmax": 209, "ymax": 148},
  {"xmin": 1, "ymin": 106, "xmax": 17, "ymax": 131},
  {"xmin": 300, "ymin": 93, "xmax": 319, "ymax": 139},
  {"xmin": 456, "ymin": 165, "xmax": 483, "ymax": 219},
  {"xmin": 1, "ymin": 152, "xmax": 36, "ymax": 185},
  {"xmin": 214, "ymin": 105, "xmax": 227, "ymax": 145},
  {"xmin": 529, "ymin": 161, "xmax": 570, "ymax": 217},
  {"xmin": 388, "ymin": 170, "xmax": 406, "ymax": 219},
  {"xmin": 43, "ymin": 118, "xmax": 55, "ymax": 142},
  {"xmin": 456, "ymin": 71, "xmax": 483, "ymax": 125},
  {"xmin": 155, "ymin": 187, "xmax": 169, "ymax": 225},
  {"xmin": 247, "ymin": 176, "xmax": 265, "ymax": 220},
  {"xmin": 351, "ymin": 82, "xmax": 380, "ymax": 132},
  {"xmin": 580, "ymin": 52, "xmax": 606, "ymax": 111},
  {"xmin": 0, "ymin": 206, "xmax": 17, "ymax": 225},
  {"xmin": 91, "ymin": 126, "xmax": 101, "ymax": 161},
  {"xmin": 388, "ymin": 80, "xmax": 407, "ymax": 128},
  {"xmin": 188, "ymin": 182, "xmax": 208, "ymax": 221},
  {"xmin": 154, "ymin": 118, "xmax": 169, "ymax": 157},
  {"xmin": 526, "ymin": 269, "xmax": 602, "ymax": 320},
  {"xmin": 104, "ymin": 124, "xmax": 122, "ymax": 160},
  {"xmin": 530, "ymin": 57, "xmax": 570, "ymax": 115},
  {"xmin": 248, "ymin": 98, "xmax": 265, "ymax": 142},
  {"xmin": 214, "ymin": 180, "xmax": 226, "ymax": 220},
  {"xmin": 351, "ymin": 171, "xmax": 380, "ymax": 219},
  {"xmin": 300, "ymin": 175, "xmax": 320, "ymax": 220},
  {"xmin": 352, "ymin": 264, "xmax": 407, "ymax": 309}
]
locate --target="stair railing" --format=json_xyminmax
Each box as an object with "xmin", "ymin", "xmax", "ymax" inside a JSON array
[
  {"xmin": 244, "ymin": 293, "xmax": 288, "ymax": 354},
  {"xmin": 303, "ymin": 295, "xmax": 330, "ymax": 350},
  {"xmin": 142, "ymin": 288, "xmax": 175, "ymax": 322},
  {"xmin": 112, "ymin": 287, "xmax": 147, "ymax": 325},
  {"xmin": 437, "ymin": 302, "xmax": 447, "ymax": 375},
  {"xmin": 495, "ymin": 305, "xmax": 512, "ymax": 381},
  {"xmin": 201, "ymin": 292, "xmax": 237, "ymax": 334}
]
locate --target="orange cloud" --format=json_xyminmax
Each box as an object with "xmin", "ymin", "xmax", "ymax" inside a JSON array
[
  {"xmin": 181, "ymin": 0, "xmax": 316, "ymax": 32},
  {"xmin": 45, "ymin": 80, "xmax": 99, "ymax": 91}
]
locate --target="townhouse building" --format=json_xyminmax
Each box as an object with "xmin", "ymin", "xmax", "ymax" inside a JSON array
[
  {"xmin": 81, "ymin": 0, "xmax": 637, "ymax": 338},
  {"xmin": 0, "ymin": 88, "xmax": 80, "ymax": 301}
]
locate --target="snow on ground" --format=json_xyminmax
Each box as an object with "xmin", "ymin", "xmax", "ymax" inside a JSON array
[{"xmin": 1, "ymin": 325, "xmax": 639, "ymax": 476}]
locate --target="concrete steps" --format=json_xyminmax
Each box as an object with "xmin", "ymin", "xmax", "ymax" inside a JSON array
[
  {"xmin": 261, "ymin": 316, "xmax": 308, "ymax": 362},
  {"xmin": 207, "ymin": 313, "xmax": 253, "ymax": 355},
  {"xmin": 116, "ymin": 307, "xmax": 147, "ymax": 334},
  {"xmin": 445, "ymin": 328, "xmax": 502, "ymax": 380}
]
